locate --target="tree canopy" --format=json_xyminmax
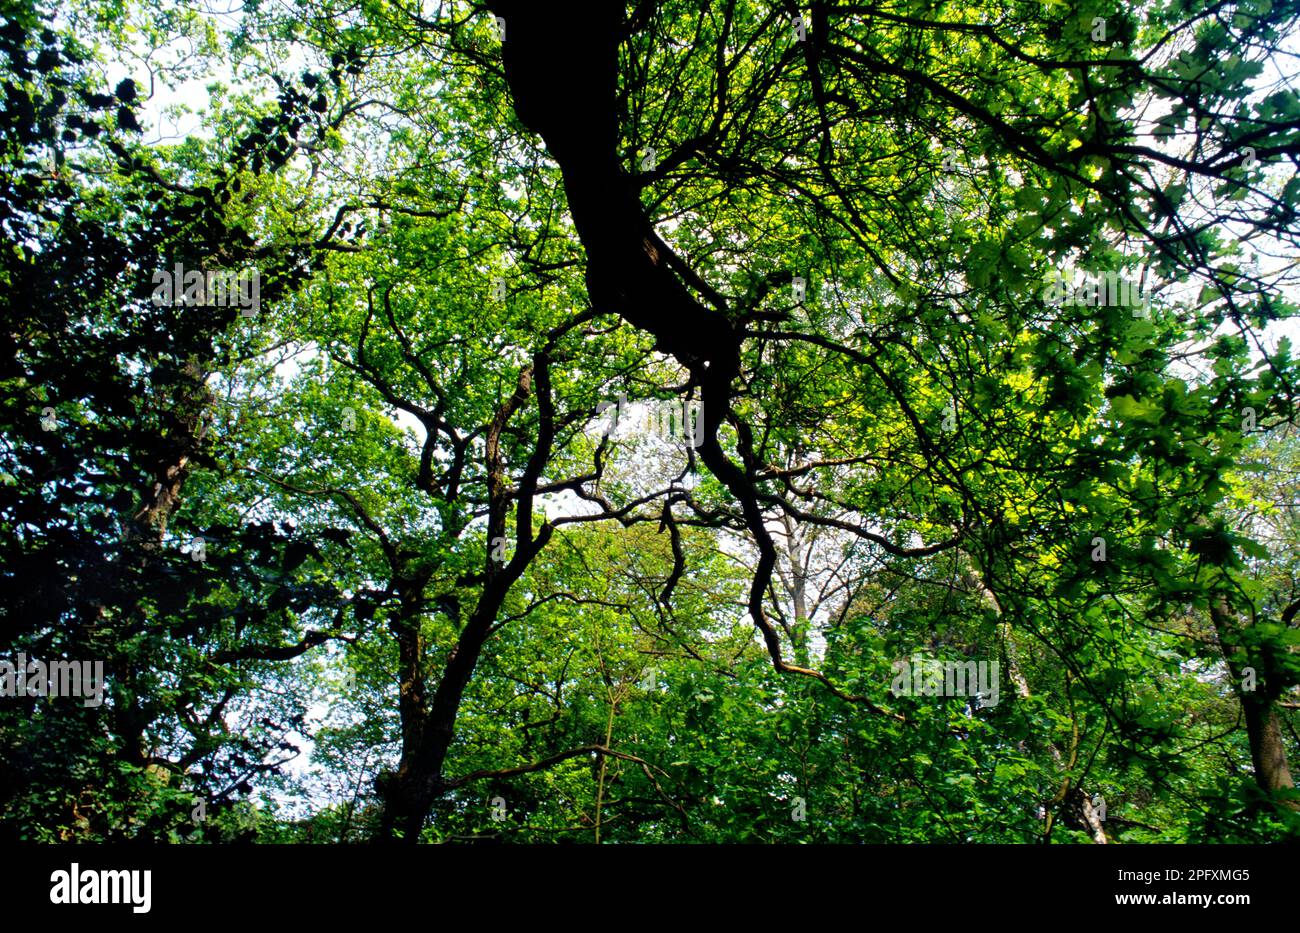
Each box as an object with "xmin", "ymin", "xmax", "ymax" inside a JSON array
[{"xmin": 1, "ymin": 0, "xmax": 1299, "ymax": 843}]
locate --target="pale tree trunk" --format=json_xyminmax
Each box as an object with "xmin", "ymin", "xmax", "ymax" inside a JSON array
[
  {"xmin": 966, "ymin": 569, "xmax": 1109, "ymax": 842},
  {"xmin": 776, "ymin": 512, "xmax": 812, "ymax": 668}
]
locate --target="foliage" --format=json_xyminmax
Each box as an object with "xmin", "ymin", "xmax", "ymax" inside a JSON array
[{"xmin": 1, "ymin": 0, "xmax": 1298, "ymax": 842}]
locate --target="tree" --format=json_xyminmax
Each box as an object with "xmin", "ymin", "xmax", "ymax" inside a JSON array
[
  {"xmin": 3, "ymin": 0, "xmax": 1298, "ymax": 843},
  {"xmin": 0, "ymin": 3, "xmax": 359, "ymax": 838}
]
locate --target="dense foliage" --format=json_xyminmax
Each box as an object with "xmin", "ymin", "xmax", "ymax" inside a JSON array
[{"xmin": 1, "ymin": 0, "xmax": 1298, "ymax": 843}]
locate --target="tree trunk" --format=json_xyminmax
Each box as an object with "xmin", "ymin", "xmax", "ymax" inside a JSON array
[
  {"xmin": 1242, "ymin": 698, "xmax": 1295, "ymax": 796},
  {"xmin": 1209, "ymin": 597, "xmax": 1297, "ymax": 807}
]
